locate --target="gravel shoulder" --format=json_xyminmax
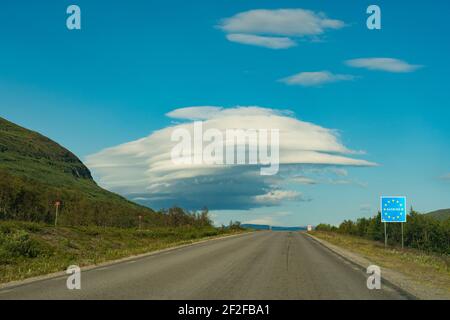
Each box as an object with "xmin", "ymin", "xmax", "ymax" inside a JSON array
[{"xmin": 307, "ymin": 232, "xmax": 450, "ymax": 300}]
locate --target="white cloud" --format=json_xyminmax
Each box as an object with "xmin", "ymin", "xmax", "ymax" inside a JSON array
[
  {"xmin": 218, "ymin": 9, "xmax": 345, "ymax": 49},
  {"xmin": 254, "ymin": 190, "xmax": 303, "ymax": 205},
  {"xmin": 330, "ymin": 168, "xmax": 348, "ymax": 177},
  {"xmin": 286, "ymin": 169, "xmax": 366, "ymax": 187},
  {"xmin": 328, "ymin": 179, "xmax": 368, "ymax": 188},
  {"xmin": 272, "ymin": 211, "xmax": 292, "ymax": 217},
  {"xmin": 166, "ymin": 106, "xmax": 222, "ymax": 120},
  {"xmin": 242, "ymin": 211, "xmax": 294, "ymax": 226},
  {"xmin": 219, "ymin": 9, "xmax": 345, "ymax": 36},
  {"xmin": 290, "ymin": 176, "xmax": 317, "ymax": 185},
  {"xmin": 279, "ymin": 71, "xmax": 355, "ymax": 87},
  {"xmin": 345, "ymin": 58, "xmax": 422, "ymax": 73},
  {"xmin": 243, "ymin": 217, "xmax": 279, "ymax": 226},
  {"xmin": 441, "ymin": 173, "xmax": 450, "ymax": 180},
  {"xmin": 226, "ymin": 34, "xmax": 296, "ymax": 49},
  {"xmin": 86, "ymin": 106, "xmax": 375, "ymax": 210}
]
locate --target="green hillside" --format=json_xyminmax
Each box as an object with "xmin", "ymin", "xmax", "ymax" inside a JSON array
[
  {"xmin": 0, "ymin": 116, "xmax": 162, "ymax": 227},
  {"xmin": 426, "ymin": 209, "xmax": 450, "ymax": 222}
]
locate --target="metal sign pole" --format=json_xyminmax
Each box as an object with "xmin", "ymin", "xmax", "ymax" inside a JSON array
[
  {"xmin": 55, "ymin": 204, "xmax": 59, "ymax": 227},
  {"xmin": 384, "ymin": 222, "xmax": 387, "ymax": 249},
  {"xmin": 401, "ymin": 223, "xmax": 404, "ymax": 249}
]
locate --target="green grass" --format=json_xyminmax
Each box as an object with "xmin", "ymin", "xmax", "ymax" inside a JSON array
[
  {"xmin": 0, "ymin": 220, "xmax": 247, "ymax": 284},
  {"xmin": 311, "ymin": 231, "xmax": 450, "ymax": 296},
  {"xmin": 0, "ymin": 116, "xmax": 93, "ymax": 185}
]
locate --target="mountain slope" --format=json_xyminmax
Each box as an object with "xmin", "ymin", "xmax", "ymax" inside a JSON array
[
  {"xmin": 426, "ymin": 209, "xmax": 450, "ymax": 222},
  {"xmin": 0, "ymin": 117, "xmax": 92, "ymax": 184},
  {"xmin": 0, "ymin": 116, "xmax": 159, "ymax": 227}
]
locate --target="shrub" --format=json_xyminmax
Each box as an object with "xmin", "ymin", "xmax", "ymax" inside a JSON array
[
  {"xmin": 0, "ymin": 230, "xmax": 46, "ymax": 259},
  {"xmin": 317, "ymin": 210, "xmax": 450, "ymax": 254}
]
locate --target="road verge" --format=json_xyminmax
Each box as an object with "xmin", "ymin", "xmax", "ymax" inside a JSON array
[
  {"xmin": 0, "ymin": 229, "xmax": 253, "ymax": 290},
  {"xmin": 305, "ymin": 232, "xmax": 449, "ymax": 300}
]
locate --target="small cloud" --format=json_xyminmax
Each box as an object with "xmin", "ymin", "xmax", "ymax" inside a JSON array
[
  {"xmin": 166, "ymin": 106, "xmax": 223, "ymax": 120},
  {"xmin": 273, "ymin": 211, "xmax": 292, "ymax": 217},
  {"xmin": 254, "ymin": 190, "xmax": 303, "ymax": 205},
  {"xmin": 218, "ymin": 9, "xmax": 345, "ymax": 49},
  {"xmin": 279, "ymin": 71, "xmax": 355, "ymax": 87},
  {"xmin": 243, "ymin": 211, "xmax": 292, "ymax": 226},
  {"xmin": 226, "ymin": 33, "xmax": 297, "ymax": 49},
  {"xmin": 329, "ymin": 179, "xmax": 368, "ymax": 188},
  {"xmin": 329, "ymin": 168, "xmax": 348, "ymax": 177},
  {"xmin": 345, "ymin": 58, "xmax": 422, "ymax": 73},
  {"xmin": 441, "ymin": 173, "xmax": 450, "ymax": 180},
  {"xmin": 360, "ymin": 204, "xmax": 372, "ymax": 212},
  {"xmin": 284, "ymin": 166, "xmax": 370, "ymax": 188},
  {"xmin": 290, "ymin": 176, "xmax": 317, "ymax": 185},
  {"xmin": 243, "ymin": 216, "xmax": 279, "ymax": 226}
]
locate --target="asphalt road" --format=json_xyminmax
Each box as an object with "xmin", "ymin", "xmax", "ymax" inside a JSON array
[{"xmin": 0, "ymin": 231, "xmax": 408, "ymax": 300}]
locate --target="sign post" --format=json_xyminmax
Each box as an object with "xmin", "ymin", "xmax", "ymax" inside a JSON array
[
  {"xmin": 54, "ymin": 201, "xmax": 61, "ymax": 227},
  {"xmin": 384, "ymin": 222, "xmax": 387, "ymax": 249},
  {"xmin": 401, "ymin": 223, "xmax": 404, "ymax": 249},
  {"xmin": 381, "ymin": 196, "xmax": 407, "ymax": 250}
]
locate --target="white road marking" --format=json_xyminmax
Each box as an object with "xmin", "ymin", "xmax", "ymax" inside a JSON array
[{"xmin": 95, "ymin": 267, "xmax": 110, "ymax": 271}]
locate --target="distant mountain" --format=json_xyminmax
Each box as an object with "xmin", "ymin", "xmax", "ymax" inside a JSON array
[
  {"xmin": 0, "ymin": 116, "xmax": 159, "ymax": 227},
  {"xmin": 271, "ymin": 226, "xmax": 307, "ymax": 231},
  {"xmin": 426, "ymin": 209, "xmax": 450, "ymax": 222},
  {"xmin": 241, "ymin": 224, "xmax": 271, "ymax": 230},
  {"xmin": 242, "ymin": 224, "xmax": 307, "ymax": 231}
]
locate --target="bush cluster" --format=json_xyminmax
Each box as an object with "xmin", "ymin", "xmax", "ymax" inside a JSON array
[{"xmin": 316, "ymin": 210, "xmax": 450, "ymax": 254}]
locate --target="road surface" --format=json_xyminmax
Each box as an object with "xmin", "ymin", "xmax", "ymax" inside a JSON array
[{"xmin": 0, "ymin": 231, "xmax": 408, "ymax": 300}]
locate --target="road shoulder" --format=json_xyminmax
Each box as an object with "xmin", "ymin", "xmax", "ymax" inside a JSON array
[
  {"xmin": 305, "ymin": 232, "xmax": 449, "ymax": 300},
  {"xmin": 0, "ymin": 231, "xmax": 254, "ymax": 291}
]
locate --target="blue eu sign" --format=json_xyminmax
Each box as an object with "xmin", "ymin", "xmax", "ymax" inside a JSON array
[{"xmin": 381, "ymin": 196, "xmax": 407, "ymax": 223}]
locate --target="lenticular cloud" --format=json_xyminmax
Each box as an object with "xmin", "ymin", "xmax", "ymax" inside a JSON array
[
  {"xmin": 85, "ymin": 106, "xmax": 375, "ymax": 210},
  {"xmin": 218, "ymin": 9, "xmax": 345, "ymax": 49}
]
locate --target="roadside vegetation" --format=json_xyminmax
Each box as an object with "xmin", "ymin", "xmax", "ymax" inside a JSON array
[
  {"xmin": 0, "ymin": 117, "xmax": 249, "ymax": 284},
  {"xmin": 310, "ymin": 231, "xmax": 450, "ymax": 296},
  {"xmin": 0, "ymin": 220, "xmax": 246, "ymax": 284},
  {"xmin": 313, "ymin": 209, "xmax": 450, "ymax": 296},
  {"xmin": 315, "ymin": 210, "xmax": 450, "ymax": 254},
  {"xmin": 0, "ymin": 116, "xmax": 214, "ymax": 228}
]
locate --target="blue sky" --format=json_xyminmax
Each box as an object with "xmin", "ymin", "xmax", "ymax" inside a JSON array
[{"xmin": 1, "ymin": 0, "xmax": 449, "ymax": 226}]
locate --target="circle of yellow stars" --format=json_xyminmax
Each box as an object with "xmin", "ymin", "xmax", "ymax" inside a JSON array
[{"xmin": 382, "ymin": 199, "xmax": 405, "ymax": 221}]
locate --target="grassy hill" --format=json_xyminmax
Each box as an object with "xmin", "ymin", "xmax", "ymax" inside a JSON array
[
  {"xmin": 426, "ymin": 209, "xmax": 450, "ymax": 222},
  {"xmin": 0, "ymin": 117, "xmax": 246, "ymax": 283},
  {"xmin": 0, "ymin": 116, "xmax": 164, "ymax": 227}
]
